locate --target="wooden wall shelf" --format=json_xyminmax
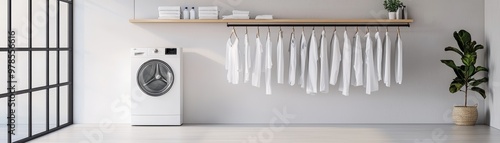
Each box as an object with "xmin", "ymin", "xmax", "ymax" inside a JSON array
[{"xmin": 129, "ymin": 19, "xmax": 414, "ymax": 24}]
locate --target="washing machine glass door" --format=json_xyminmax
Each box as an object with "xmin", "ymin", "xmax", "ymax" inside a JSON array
[{"xmin": 137, "ymin": 59, "xmax": 174, "ymax": 96}]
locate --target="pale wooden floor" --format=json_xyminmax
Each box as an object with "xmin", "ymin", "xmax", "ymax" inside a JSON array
[{"xmin": 14, "ymin": 124, "xmax": 500, "ymax": 143}]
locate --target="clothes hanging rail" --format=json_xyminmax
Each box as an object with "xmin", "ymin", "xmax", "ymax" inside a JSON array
[{"xmin": 226, "ymin": 23, "xmax": 410, "ymax": 27}]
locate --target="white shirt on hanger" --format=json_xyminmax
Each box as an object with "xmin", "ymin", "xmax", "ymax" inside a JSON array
[
  {"xmin": 265, "ymin": 31, "xmax": 273, "ymax": 95},
  {"xmin": 339, "ymin": 31, "xmax": 352, "ymax": 96},
  {"xmin": 330, "ymin": 30, "xmax": 341, "ymax": 86},
  {"xmin": 352, "ymin": 32, "xmax": 363, "ymax": 86},
  {"xmin": 277, "ymin": 30, "xmax": 285, "ymax": 84},
  {"xmin": 395, "ymin": 32, "xmax": 403, "ymax": 84},
  {"xmin": 383, "ymin": 31, "xmax": 392, "ymax": 87},
  {"xmin": 307, "ymin": 30, "xmax": 319, "ymax": 94},
  {"xmin": 375, "ymin": 31, "xmax": 383, "ymax": 81},
  {"xmin": 364, "ymin": 32, "xmax": 379, "ymax": 94},
  {"xmin": 244, "ymin": 33, "xmax": 252, "ymax": 83},
  {"xmin": 288, "ymin": 31, "xmax": 297, "ymax": 86},
  {"xmin": 299, "ymin": 31, "xmax": 308, "ymax": 88},
  {"xmin": 252, "ymin": 34, "xmax": 263, "ymax": 87},
  {"xmin": 226, "ymin": 38, "xmax": 232, "ymax": 83},
  {"xmin": 319, "ymin": 30, "xmax": 329, "ymax": 93},
  {"xmin": 230, "ymin": 37, "xmax": 240, "ymax": 84}
]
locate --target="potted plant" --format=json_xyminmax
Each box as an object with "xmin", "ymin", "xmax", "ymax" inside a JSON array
[
  {"xmin": 383, "ymin": 0, "xmax": 402, "ymax": 19},
  {"xmin": 441, "ymin": 30, "xmax": 489, "ymax": 126}
]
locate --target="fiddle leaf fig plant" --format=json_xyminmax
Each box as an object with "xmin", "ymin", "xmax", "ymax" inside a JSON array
[{"xmin": 440, "ymin": 30, "xmax": 489, "ymax": 106}]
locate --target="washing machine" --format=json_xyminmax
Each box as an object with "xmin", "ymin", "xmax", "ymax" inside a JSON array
[{"xmin": 131, "ymin": 48, "xmax": 183, "ymax": 125}]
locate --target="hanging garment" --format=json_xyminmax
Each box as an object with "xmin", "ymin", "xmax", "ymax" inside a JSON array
[
  {"xmin": 364, "ymin": 32, "xmax": 379, "ymax": 94},
  {"xmin": 306, "ymin": 30, "xmax": 319, "ymax": 94},
  {"xmin": 329, "ymin": 30, "xmax": 341, "ymax": 86},
  {"xmin": 225, "ymin": 33, "xmax": 240, "ymax": 84},
  {"xmin": 383, "ymin": 31, "xmax": 392, "ymax": 87},
  {"xmin": 251, "ymin": 34, "xmax": 263, "ymax": 87},
  {"xmin": 395, "ymin": 31, "xmax": 403, "ymax": 84},
  {"xmin": 244, "ymin": 33, "xmax": 252, "ymax": 83},
  {"xmin": 375, "ymin": 31, "xmax": 383, "ymax": 81},
  {"xmin": 277, "ymin": 30, "xmax": 285, "ymax": 84},
  {"xmin": 288, "ymin": 31, "xmax": 297, "ymax": 86},
  {"xmin": 352, "ymin": 32, "xmax": 363, "ymax": 86},
  {"xmin": 265, "ymin": 31, "xmax": 273, "ymax": 95},
  {"xmin": 339, "ymin": 31, "xmax": 352, "ymax": 96},
  {"xmin": 226, "ymin": 38, "xmax": 232, "ymax": 83},
  {"xmin": 230, "ymin": 36, "xmax": 240, "ymax": 84},
  {"xmin": 319, "ymin": 30, "xmax": 329, "ymax": 93},
  {"xmin": 299, "ymin": 31, "xmax": 308, "ymax": 88}
]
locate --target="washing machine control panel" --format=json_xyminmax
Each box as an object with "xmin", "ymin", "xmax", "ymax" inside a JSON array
[{"xmin": 165, "ymin": 48, "xmax": 177, "ymax": 55}]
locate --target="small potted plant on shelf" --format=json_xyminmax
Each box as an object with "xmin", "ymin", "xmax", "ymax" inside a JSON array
[
  {"xmin": 383, "ymin": 0, "xmax": 402, "ymax": 19},
  {"xmin": 441, "ymin": 30, "xmax": 489, "ymax": 126}
]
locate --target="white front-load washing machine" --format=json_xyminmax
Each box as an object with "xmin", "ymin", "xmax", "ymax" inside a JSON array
[{"xmin": 131, "ymin": 48, "xmax": 182, "ymax": 125}]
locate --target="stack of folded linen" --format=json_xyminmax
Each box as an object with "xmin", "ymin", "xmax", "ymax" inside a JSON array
[
  {"xmin": 158, "ymin": 6, "xmax": 180, "ymax": 19},
  {"xmin": 198, "ymin": 6, "xmax": 219, "ymax": 19},
  {"xmin": 255, "ymin": 15, "xmax": 273, "ymax": 20},
  {"xmin": 222, "ymin": 10, "xmax": 250, "ymax": 19}
]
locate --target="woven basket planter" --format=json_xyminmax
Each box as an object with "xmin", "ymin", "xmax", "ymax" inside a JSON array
[{"xmin": 452, "ymin": 106, "xmax": 478, "ymax": 126}]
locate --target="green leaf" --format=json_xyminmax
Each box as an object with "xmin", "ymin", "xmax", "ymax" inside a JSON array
[
  {"xmin": 466, "ymin": 65, "xmax": 475, "ymax": 77},
  {"xmin": 454, "ymin": 30, "xmax": 472, "ymax": 52},
  {"xmin": 454, "ymin": 66, "xmax": 466, "ymax": 79},
  {"xmin": 471, "ymin": 77, "xmax": 488, "ymax": 86},
  {"xmin": 474, "ymin": 45, "xmax": 484, "ymax": 51},
  {"xmin": 476, "ymin": 66, "xmax": 489, "ymax": 72},
  {"xmin": 461, "ymin": 54, "xmax": 476, "ymax": 66},
  {"xmin": 471, "ymin": 87, "xmax": 486, "ymax": 99},
  {"xmin": 471, "ymin": 66, "xmax": 489, "ymax": 77},
  {"xmin": 445, "ymin": 46, "xmax": 464, "ymax": 56},
  {"xmin": 449, "ymin": 80, "xmax": 464, "ymax": 93},
  {"xmin": 441, "ymin": 60, "xmax": 458, "ymax": 69}
]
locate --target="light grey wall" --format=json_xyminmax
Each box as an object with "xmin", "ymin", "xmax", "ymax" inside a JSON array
[
  {"xmin": 485, "ymin": 0, "xmax": 500, "ymax": 129},
  {"xmin": 71, "ymin": 0, "xmax": 487, "ymax": 124}
]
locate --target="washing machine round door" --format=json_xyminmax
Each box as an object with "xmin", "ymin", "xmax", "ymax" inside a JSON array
[{"xmin": 137, "ymin": 59, "xmax": 174, "ymax": 96}]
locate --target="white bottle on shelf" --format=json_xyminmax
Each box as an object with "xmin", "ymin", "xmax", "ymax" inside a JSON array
[
  {"xmin": 183, "ymin": 7, "xmax": 189, "ymax": 19},
  {"xmin": 190, "ymin": 7, "xmax": 196, "ymax": 19}
]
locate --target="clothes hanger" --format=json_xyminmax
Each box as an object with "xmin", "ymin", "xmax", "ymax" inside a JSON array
[
  {"xmin": 377, "ymin": 27, "xmax": 379, "ymax": 32},
  {"xmin": 257, "ymin": 26, "xmax": 260, "ymax": 38},
  {"xmin": 245, "ymin": 26, "xmax": 248, "ymax": 35},
  {"xmin": 232, "ymin": 27, "xmax": 238, "ymax": 38},
  {"xmin": 230, "ymin": 27, "xmax": 235, "ymax": 39},
  {"xmin": 356, "ymin": 26, "xmax": 359, "ymax": 33},
  {"xmin": 366, "ymin": 26, "xmax": 369, "ymax": 34}
]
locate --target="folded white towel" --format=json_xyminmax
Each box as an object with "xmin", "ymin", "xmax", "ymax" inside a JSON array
[
  {"xmin": 255, "ymin": 15, "xmax": 273, "ymax": 19},
  {"xmin": 158, "ymin": 6, "xmax": 180, "ymax": 11},
  {"xmin": 159, "ymin": 11, "xmax": 181, "ymax": 15},
  {"xmin": 232, "ymin": 10, "xmax": 250, "ymax": 15},
  {"xmin": 199, "ymin": 16, "xmax": 219, "ymax": 19},
  {"xmin": 198, "ymin": 11, "xmax": 218, "ymax": 15},
  {"xmin": 232, "ymin": 13, "xmax": 249, "ymax": 17},
  {"xmin": 223, "ymin": 15, "xmax": 250, "ymax": 19},
  {"xmin": 199, "ymin": 14, "xmax": 218, "ymax": 17},
  {"xmin": 158, "ymin": 16, "xmax": 180, "ymax": 19},
  {"xmin": 198, "ymin": 6, "xmax": 218, "ymax": 11},
  {"xmin": 159, "ymin": 14, "xmax": 180, "ymax": 17}
]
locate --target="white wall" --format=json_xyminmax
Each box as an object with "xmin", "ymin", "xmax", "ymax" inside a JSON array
[
  {"xmin": 71, "ymin": 0, "xmax": 486, "ymax": 124},
  {"xmin": 485, "ymin": 0, "xmax": 500, "ymax": 129}
]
